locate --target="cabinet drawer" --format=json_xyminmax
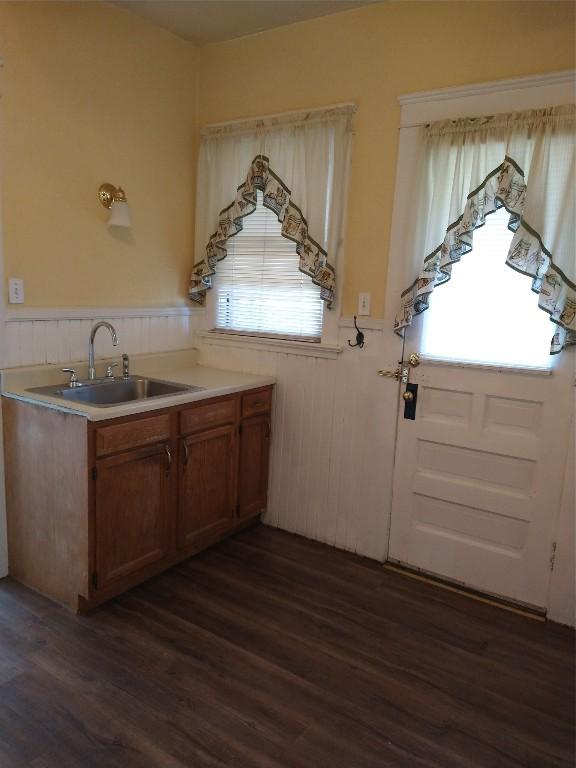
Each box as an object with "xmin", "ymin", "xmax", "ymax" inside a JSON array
[
  {"xmin": 180, "ymin": 398, "xmax": 237, "ymax": 435},
  {"xmin": 242, "ymin": 388, "xmax": 272, "ymax": 418},
  {"xmin": 95, "ymin": 414, "xmax": 171, "ymax": 457}
]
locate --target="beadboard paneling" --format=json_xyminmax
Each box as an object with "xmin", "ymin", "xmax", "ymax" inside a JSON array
[
  {"xmin": 196, "ymin": 326, "xmax": 400, "ymax": 561},
  {"xmin": 2, "ymin": 309, "xmax": 201, "ymax": 369}
]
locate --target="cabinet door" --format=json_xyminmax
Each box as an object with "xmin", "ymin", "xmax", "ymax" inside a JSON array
[
  {"xmin": 94, "ymin": 443, "xmax": 171, "ymax": 590},
  {"xmin": 178, "ymin": 425, "xmax": 236, "ymax": 549},
  {"xmin": 238, "ymin": 414, "xmax": 271, "ymax": 521}
]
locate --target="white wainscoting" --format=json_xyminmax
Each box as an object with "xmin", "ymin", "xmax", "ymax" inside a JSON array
[
  {"xmin": 1, "ymin": 306, "xmax": 203, "ymax": 369},
  {"xmin": 196, "ymin": 320, "xmax": 401, "ymax": 562},
  {"xmin": 0, "ymin": 305, "xmax": 401, "ymax": 568},
  {"xmin": 1, "ymin": 306, "xmax": 573, "ymax": 624}
]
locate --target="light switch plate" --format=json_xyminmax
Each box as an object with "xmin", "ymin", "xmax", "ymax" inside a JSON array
[
  {"xmin": 8, "ymin": 278, "xmax": 24, "ymax": 304},
  {"xmin": 357, "ymin": 292, "xmax": 371, "ymax": 316}
]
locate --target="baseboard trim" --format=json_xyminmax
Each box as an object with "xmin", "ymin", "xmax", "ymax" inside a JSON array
[{"xmin": 384, "ymin": 562, "xmax": 546, "ymax": 622}]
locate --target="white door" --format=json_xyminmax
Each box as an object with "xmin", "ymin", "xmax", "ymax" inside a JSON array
[{"xmin": 388, "ymin": 208, "xmax": 574, "ymax": 609}]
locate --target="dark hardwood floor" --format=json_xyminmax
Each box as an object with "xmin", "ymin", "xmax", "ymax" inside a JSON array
[{"xmin": 0, "ymin": 524, "xmax": 573, "ymax": 767}]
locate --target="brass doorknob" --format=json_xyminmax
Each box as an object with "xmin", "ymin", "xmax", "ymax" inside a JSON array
[
  {"xmin": 402, "ymin": 391, "xmax": 414, "ymax": 402},
  {"xmin": 408, "ymin": 352, "xmax": 420, "ymax": 367}
]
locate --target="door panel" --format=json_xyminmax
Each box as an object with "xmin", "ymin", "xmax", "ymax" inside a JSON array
[
  {"xmin": 389, "ymin": 349, "xmax": 573, "ymax": 608},
  {"xmin": 178, "ymin": 425, "xmax": 235, "ymax": 549},
  {"xmin": 95, "ymin": 444, "xmax": 170, "ymax": 589}
]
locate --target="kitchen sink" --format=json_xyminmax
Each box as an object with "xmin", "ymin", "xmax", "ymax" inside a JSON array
[{"xmin": 27, "ymin": 377, "xmax": 202, "ymax": 407}]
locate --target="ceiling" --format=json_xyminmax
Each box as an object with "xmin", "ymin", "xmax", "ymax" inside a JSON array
[{"xmin": 113, "ymin": 0, "xmax": 380, "ymax": 46}]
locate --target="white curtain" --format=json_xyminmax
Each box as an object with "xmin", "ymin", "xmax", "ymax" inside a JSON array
[
  {"xmin": 190, "ymin": 105, "xmax": 354, "ymax": 307},
  {"xmin": 395, "ymin": 105, "xmax": 576, "ymax": 354}
]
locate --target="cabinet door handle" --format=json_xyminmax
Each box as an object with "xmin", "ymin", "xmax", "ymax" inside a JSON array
[
  {"xmin": 164, "ymin": 444, "xmax": 172, "ymax": 474},
  {"xmin": 266, "ymin": 421, "xmax": 271, "ymax": 439},
  {"xmin": 182, "ymin": 440, "xmax": 189, "ymax": 468}
]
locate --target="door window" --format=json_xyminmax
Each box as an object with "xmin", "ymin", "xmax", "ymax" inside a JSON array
[{"xmin": 420, "ymin": 207, "xmax": 553, "ymax": 369}]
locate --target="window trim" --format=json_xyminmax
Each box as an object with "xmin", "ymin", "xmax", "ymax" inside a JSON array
[
  {"xmin": 200, "ymin": 110, "xmax": 353, "ymax": 350},
  {"xmin": 197, "ymin": 330, "xmax": 342, "ymax": 359},
  {"xmin": 383, "ymin": 69, "xmax": 576, "ymax": 345},
  {"xmin": 206, "ymin": 300, "xmax": 341, "ymax": 348}
]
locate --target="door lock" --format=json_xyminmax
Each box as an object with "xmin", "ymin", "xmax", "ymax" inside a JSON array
[
  {"xmin": 403, "ymin": 383, "xmax": 418, "ymax": 420},
  {"xmin": 378, "ymin": 366, "xmax": 410, "ymax": 383},
  {"xmin": 377, "ymin": 352, "xmax": 420, "ymax": 382},
  {"xmin": 378, "ymin": 367, "xmax": 402, "ymax": 380}
]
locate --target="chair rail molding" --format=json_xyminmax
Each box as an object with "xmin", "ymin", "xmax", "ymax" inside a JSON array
[{"xmin": 4, "ymin": 305, "xmax": 202, "ymax": 322}]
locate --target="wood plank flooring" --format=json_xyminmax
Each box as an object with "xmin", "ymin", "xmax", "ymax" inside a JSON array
[{"xmin": 0, "ymin": 523, "xmax": 573, "ymax": 767}]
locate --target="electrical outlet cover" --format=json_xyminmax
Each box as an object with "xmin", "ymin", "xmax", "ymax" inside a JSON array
[
  {"xmin": 358, "ymin": 292, "xmax": 371, "ymax": 316},
  {"xmin": 8, "ymin": 278, "xmax": 24, "ymax": 304}
]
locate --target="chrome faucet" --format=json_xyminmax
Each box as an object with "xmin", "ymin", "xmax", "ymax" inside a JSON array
[{"xmin": 88, "ymin": 321, "xmax": 118, "ymax": 380}]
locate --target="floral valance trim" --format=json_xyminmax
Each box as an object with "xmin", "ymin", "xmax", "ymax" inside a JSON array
[
  {"xmin": 189, "ymin": 155, "xmax": 335, "ymax": 307},
  {"xmin": 507, "ymin": 221, "xmax": 576, "ymax": 354},
  {"xmin": 394, "ymin": 158, "xmax": 576, "ymax": 354}
]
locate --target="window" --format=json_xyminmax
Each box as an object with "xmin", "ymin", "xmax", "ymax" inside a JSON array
[
  {"xmin": 420, "ymin": 207, "xmax": 553, "ymax": 369},
  {"xmin": 213, "ymin": 191, "xmax": 324, "ymax": 341}
]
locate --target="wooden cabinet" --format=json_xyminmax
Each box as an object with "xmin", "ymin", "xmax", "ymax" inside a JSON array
[
  {"xmin": 178, "ymin": 425, "xmax": 236, "ymax": 549},
  {"xmin": 2, "ymin": 385, "xmax": 273, "ymax": 612},
  {"xmin": 238, "ymin": 414, "xmax": 271, "ymax": 521},
  {"xmin": 94, "ymin": 444, "xmax": 172, "ymax": 590}
]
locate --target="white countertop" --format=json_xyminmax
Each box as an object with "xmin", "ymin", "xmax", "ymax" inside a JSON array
[{"xmin": 1, "ymin": 349, "xmax": 275, "ymax": 422}]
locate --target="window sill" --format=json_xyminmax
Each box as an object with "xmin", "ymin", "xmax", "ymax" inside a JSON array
[{"xmin": 196, "ymin": 331, "xmax": 343, "ymax": 359}]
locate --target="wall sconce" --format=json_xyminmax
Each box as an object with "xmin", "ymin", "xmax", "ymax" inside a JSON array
[{"xmin": 98, "ymin": 183, "xmax": 132, "ymax": 228}]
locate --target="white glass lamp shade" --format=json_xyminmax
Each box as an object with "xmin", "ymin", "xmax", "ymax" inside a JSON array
[{"xmin": 108, "ymin": 199, "xmax": 132, "ymax": 228}]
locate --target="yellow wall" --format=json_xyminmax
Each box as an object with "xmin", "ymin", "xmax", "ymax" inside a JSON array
[
  {"xmin": 0, "ymin": 2, "xmax": 573, "ymax": 313},
  {"xmin": 0, "ymin": 2, "xmax": 198, "ymax": 307},
  {"xmin": 198, "ymin": 1, "xmax": 575, "ymax": 317}
]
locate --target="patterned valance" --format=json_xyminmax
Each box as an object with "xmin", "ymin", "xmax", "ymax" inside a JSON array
[
  {"xmin": 189, "ymin": 155, "xmax": 336, "ymax": 307},
  {"xmin": 395, "ymin": 104, "xmax": 576, "ymax": 355}
]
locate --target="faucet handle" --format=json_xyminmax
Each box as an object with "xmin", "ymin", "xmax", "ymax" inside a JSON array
[
  {"xmin": 122, "ymin": 353, "xmax": 130, "ymax": 379},
  {"xmin": 61, "ymin": 368, "xmax": 79, "ymax": 388},
  {"xmin": 105, "ymin": 362, "xmax": 119, "ymax": 379}
]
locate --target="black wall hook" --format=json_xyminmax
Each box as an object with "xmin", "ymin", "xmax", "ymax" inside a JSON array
[{"xmin": 348, "ymin": 316, "xmax": 365, "ymax": 349}]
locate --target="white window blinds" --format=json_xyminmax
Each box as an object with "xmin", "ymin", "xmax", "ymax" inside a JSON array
[{"xmin": 214, "ymin": 191, "xmax": 324, "ymax": 341}]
